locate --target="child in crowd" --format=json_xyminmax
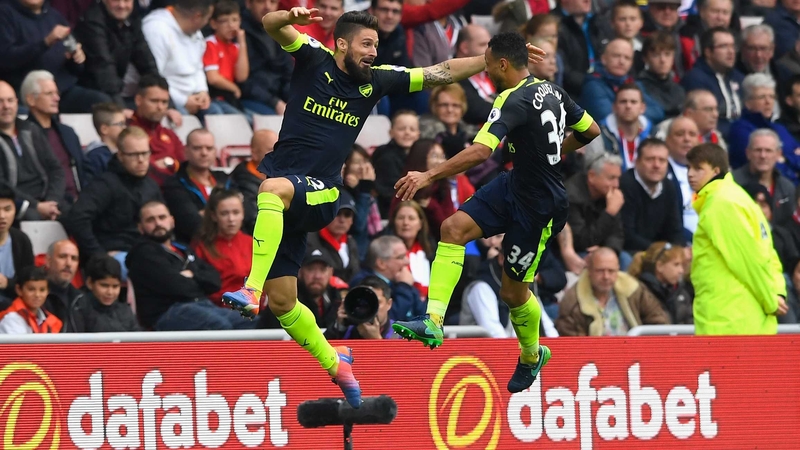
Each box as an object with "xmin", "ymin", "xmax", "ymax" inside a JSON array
[
  {"xmin": 0, "ymin": 266, "xmax": 62, "ymax": 334},
  {"xmin": 611, "ymin": 0, "xmax": 645, "ymax": 73},
  {"xmin": 70, "ymin": 255, "xmax": 141, "ymax": 332},
  {"xmin": 83, "ymin": 102, "xmax": 127, "ymax": 184},
  {"xmin": 203, "ymin": 0, "xmax": 249, "ymax": 115}
]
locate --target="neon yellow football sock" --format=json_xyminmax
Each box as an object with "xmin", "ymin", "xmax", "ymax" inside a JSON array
[
  {"xmin": 511, "ymin": 292, "xmax": 542, "ymax": 365},
  {"xmin": 244, "ymin": 192, "xmax": 285, "ymax": 294},
  {"xmin": 426, "ymin": 242, "xmax": 465, "ymax": 327},
  {"xmin": 277, "ymin": 301, "xmax": 338, "ymax": 372}
]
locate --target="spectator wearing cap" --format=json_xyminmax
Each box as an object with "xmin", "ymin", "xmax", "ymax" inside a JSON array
[
  {"xmin": 324, "ymin": 275, "xmax": 396, "ymax": 340},
  {"xmin": 193, "ymin": 188, "xmax": 251, "ymax": 306},
  {"xmin": 350, "ymin": 235, "xmax": 425, "ymax": 321},
  {"xmin": 22, "ymin": 70, "xmax": 86, "ymax": 209},
  {"xmin": 0, "ymin": 185, "xmax": 34, "ymax": 307},
  {"xmin": 231, "ymin": 129, "xmax": 275, "ymax": 235},
  {"xmin": 733, "ymin": 130, "xmax": 797, "ymax": 226},
  {"xmin": 163, "ymin": 129, "xmax": 232, "ymax": 244},
  {"xmin": 0, "ymin": 0, "xmax": 112, "ymax": 113},
  {"xmin": 307, "ymin": 189, "xmax": 361, "ymax": 282},
  {"xmin": 63, "ymin": 126, "xmax": 163, "ymax": 279},
  {"xmin": 0, "ymin": 81, "xmax": 65, "ymax": 222},
  {"xmin": 258, "ymin": 246, "xmax": 343, "ymax": 329}
]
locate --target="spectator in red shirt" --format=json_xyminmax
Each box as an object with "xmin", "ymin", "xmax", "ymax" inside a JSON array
[
  {"xmin": 203, "ymin": 0, "xmax": 249, "ymax": 116},
  {"xmin": 194, "ymin": 188, "xmax": 251, "ymax": 306},
  {"xmin": 128, "ymin": 74, "xmax": 184, "ymax": 186},
  {"xmin": 296, "ymin": 0, "xmax": 343, "ymax": 50}
]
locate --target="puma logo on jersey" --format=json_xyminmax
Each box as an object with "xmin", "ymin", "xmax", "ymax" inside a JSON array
[{"xmin": 324, "ymin": 72, "xmax": 333, "ymax": 84}]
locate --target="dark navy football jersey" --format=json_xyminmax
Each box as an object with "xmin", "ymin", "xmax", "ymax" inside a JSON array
[
  {"xmin": 258, "ymin": 33, "xmax": 423, "ymax": 185},
  {"xmin": 473, "ymin": 76, "xmax": 594, "ymax": 221}
]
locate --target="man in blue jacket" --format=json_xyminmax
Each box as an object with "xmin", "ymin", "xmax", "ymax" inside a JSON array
[
  {"xmin": 580, "ymin": 39, "xmax": 665, "ymax": 125},
  {"xmin": 21, "ymin": 70, "xmax": 85, "ymax": 210},
  {"xmin": 681, "ymin": 27, "xmax": 744, "ymax": 136}
]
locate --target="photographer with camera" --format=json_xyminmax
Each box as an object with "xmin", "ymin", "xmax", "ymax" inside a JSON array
[
  {"xmin": 324, "ymin": 276, "xmax": 395, "ymax": 340},
  {"xmin": 257, "ymin": 247, "xmax": 345, "ymax": 329}
]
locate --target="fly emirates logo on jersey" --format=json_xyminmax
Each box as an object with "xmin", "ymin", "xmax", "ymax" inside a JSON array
[
  {"xmin": 303, "ymin": 96, "xmax": 360, "ymax": 127},
  {"xmin": 507, "ymin": 362, "xmax": 718, "ymax": 448},
  {"xmin": 66, "ymin": 370, "xmax": 289, "ymax": 449}
]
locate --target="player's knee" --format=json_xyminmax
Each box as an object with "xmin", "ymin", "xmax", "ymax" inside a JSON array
[
  {"xmin": 440, "ymin": 216, "xmax": 468, "ymax": 245},
  {"xmin": 259, "ymin": 178, "xmax": 294, "ymax": 209},
  {"xmin": 268, "ymin": 295, "xmax": 296, "ymax": 317}
]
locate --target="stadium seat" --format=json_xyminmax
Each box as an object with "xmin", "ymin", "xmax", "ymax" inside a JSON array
[
  {"xmin": 356, "ymin": 115, "xmax": 391, "ymax": 151},
  {"xmin": 20, "ymin": 221, "xmax": 69, "ymax": 256},
  {"xmin": 205, "ymin": 114, "xmax": 253, "ymax": 167},
  {"xmin": 169, "ymin": 115, "xmax": 203, "ymax": 145},
  {"xmin": 60, "ymin": 114, "xmax": 100, "ymax": 149},
  {"xmin": 253, "ymin": 114, "xmax": 283, "ymax": 133}
]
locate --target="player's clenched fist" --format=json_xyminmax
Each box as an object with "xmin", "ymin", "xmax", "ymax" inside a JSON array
[
  {"xmin": 288, "ymin": 7, "xmax": 323, "ymax": 25},
  {"xmin": 395, "ymin": 171, "xmax": 432, "ymax": 201}
]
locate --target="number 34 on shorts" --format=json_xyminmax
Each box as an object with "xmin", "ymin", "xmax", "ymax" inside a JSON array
[{"xmin": 506, "ymin": 245, "xmax": 536, "ymax": 277}]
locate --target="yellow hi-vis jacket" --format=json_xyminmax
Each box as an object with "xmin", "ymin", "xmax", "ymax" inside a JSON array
[{"xmin": 691, "ymin": 173, "xmax": 785, "ymax": 335}]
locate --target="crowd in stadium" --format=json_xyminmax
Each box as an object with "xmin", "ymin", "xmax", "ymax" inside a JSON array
[{"xmin": 0, "ymin": 0, "xmax": 797, "ymax": 337}]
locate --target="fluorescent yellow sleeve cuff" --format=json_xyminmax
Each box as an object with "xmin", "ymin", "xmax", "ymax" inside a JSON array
[
  {"xmin": 570, "ymin": 111, "xmax": 594, "ymax": 133},
  {"xmin": 474, "ymin": 130, "xmax": 500, "ymax": 152},
  {"xmin": 408, "ymin": 68, "xmax": 424, "ymax": 92},
  {"xmin": 281, "ymin": 33, "xmax": 306, "ymax": 53}
]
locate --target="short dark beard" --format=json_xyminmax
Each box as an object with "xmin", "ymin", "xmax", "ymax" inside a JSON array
[
  {"xmin": 146, "ymin": 228, "xmax": 173, "ymax": 244},
  {"xmin": 344, "ymin": 51, "xmax": 372, "ymax": 84}
]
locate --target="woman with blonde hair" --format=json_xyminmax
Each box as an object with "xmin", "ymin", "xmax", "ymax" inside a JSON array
[{"xmin": 628, "ymin": 241, "xmax": 694, "ymax": 324}]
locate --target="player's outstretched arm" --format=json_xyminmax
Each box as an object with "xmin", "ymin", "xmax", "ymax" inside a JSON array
[
  {"xmin": 420, "ymin": 43, "xmax": 546, "ymax": 89},
  {"xmin": 262, "ymin": 7, "xmax": 322, "ymax": 47},
  {"xmin": 562, "ymin": 120, "xmax": 601, "ymax": 155},
  {"xmin": 395, "ymin": 143, "xmax": 492, "ymax": 200}
]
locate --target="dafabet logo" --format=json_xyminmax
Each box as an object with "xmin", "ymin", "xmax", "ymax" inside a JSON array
[
  {"xmin": 0, "ymin": 362, "xmax": 61, "ymax": 449},
  {"xmin": 429, "ymin": 356, "xmax": 501, "ymax": 450}
]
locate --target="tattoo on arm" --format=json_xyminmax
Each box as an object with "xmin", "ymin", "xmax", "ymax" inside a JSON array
[{"xmin": 422, "ymin": 62, "xmax": 453, "ymax": 88}]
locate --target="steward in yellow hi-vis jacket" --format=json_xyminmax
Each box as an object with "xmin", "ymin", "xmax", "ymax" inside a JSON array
[{"xmin": 688, "ymin": 144, "xmax": 787, "ymax": 335}]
